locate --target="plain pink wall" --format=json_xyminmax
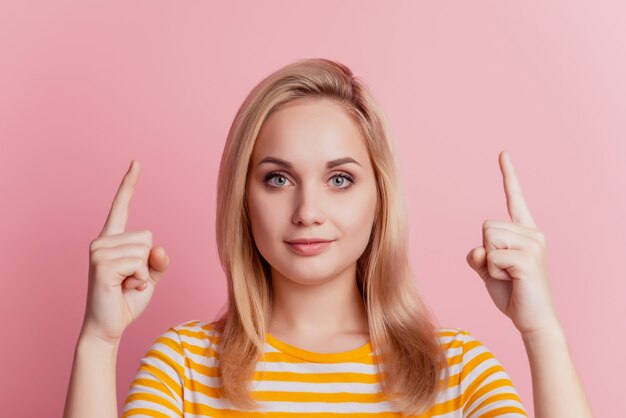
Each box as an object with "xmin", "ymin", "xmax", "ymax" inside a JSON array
[{"xmin": 1, "ymin": 1, "xmax": 623, "ymax": 416}]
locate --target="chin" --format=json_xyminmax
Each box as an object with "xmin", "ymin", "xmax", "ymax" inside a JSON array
[{"xmin": 274, "ymin": 265, "xmax": 336, "ymax": 286}]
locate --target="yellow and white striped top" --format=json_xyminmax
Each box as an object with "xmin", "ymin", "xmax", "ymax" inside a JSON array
[{"xmin": 121, "ymin": 320, "xmax": 528, "ymax": 417}]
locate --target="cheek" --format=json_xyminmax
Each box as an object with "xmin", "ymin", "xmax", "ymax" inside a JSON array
[
  {"xmin": 336, "ymin": 189, "xmax": 377, "ymax": 237},
  {"xmin": 246, "ymin": 189, "xmax": 285, "ymax": 249}
]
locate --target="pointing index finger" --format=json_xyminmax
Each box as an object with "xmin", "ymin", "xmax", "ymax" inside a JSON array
[
  {"xmin": 499, "ymin": 151, "xmax": 536, "ymax": 229},
  {"xmin": 99, "ymin": 160, "xmax": 140, "ymax": 237}
]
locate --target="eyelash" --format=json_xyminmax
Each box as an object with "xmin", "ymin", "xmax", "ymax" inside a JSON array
[{"xmin": 263, "ymin": 171, "xmax": 355, "ymax": 191}]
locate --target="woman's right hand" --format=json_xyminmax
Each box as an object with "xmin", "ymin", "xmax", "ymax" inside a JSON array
[{"xmin": 79, "ymin": 160, "xmax": 170, "ymax": 345}]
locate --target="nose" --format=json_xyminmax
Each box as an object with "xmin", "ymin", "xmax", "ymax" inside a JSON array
[{"xmin": 291, "ymin": 181, "xmax": 326, "ymax": 226}]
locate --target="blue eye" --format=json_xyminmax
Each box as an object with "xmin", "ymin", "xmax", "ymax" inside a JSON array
[{"xmin": 263, "ymin": 172, "xmax": 355, "ymax": 191}]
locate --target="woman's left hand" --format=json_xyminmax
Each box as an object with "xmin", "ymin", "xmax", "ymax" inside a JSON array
[{"xmin": 466, "ymin": 151, "xmax": 561, "ymax": 335}]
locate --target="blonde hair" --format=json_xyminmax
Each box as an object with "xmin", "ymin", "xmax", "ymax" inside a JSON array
[{"xmin": 213, "ymin": 58, "xmax": 449, "ymax": 416}]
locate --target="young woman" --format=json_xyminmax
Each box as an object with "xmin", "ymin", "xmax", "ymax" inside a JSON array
[{"xmin": 64, "ymin": 58, "xmax": 593, "ymax": 417}]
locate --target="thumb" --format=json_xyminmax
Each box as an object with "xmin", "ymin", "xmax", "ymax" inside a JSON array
[
  {"xmin": 466, "ymin": 246, "xmax": 490, "ymax": 283},
  {"xmin": 148, "ymin": 246, "xmax": 170, "ymax": 283}
]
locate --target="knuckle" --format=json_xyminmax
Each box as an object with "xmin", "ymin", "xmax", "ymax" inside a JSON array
[
  {"xmin": 485, "ymin": 248, "xmax": 493, "ymax": 262},
  {"xmin": 92, "ymin": 259, "xmax": 106, "ymax": 276},
  {"xmin": 482, "ymin": 219, "xmax": 492, "ymax": 230},
  {"xmin": 90, "ymin": 248, "xmax": 102, "ymax": 263},
  {"xmin": 536, "ymin": 232, "xmax": 546, "ymax": 245},
  {"xmin": 134, "ymin": 268, "xmax": 145, "ymax": 281},
  {"xmin": 89, "ymin": 239, "xmax": 99, "ymax": 252},
  {"xmin": 142, "ymin": 230, "xmax": 153, "ymax": 245},
  {"xmin": 530, "ymin": 241, "xmax": 543, "ymax": 256}
]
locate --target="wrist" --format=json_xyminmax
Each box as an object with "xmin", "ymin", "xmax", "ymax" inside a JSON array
[
  {"xmin": 520, "ymin": 319, "xmax": 566, "ymax": 345},
  {"xmin": 78, "ymin": 320, "xmax": 123, "ymax": 347},
  {"xmin": 77, "ymin": 330, "xmax": 121, "ymax": 355}
]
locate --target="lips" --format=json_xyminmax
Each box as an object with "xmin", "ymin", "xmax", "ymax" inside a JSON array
[
  {"xmin": 287, "ymin": 241, "xmax": 331, "ymax": 256},
  {"xmin": 285, "ymin": 239, "xmax": 334, "ymax": 256},
  {"xmin": 285, "ymin": 238, "xmax": 333, "ymax": 244}
]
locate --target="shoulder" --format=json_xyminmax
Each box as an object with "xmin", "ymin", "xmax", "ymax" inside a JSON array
[
  {"xmin": 435, "ymin": 326, "xmax": 468, "ymax": 352},
  {"xmin": 434, "ymin": 327, "xmax": 505, "ymax": 387},
  {"xmin": 122, "ymin": 320, "xmax": 220, "ymax": 414},
  {"xmin": 434, "ymin": 326, "xmax": 502, "ymax": 368},
  {"xmin": 145, "ymin": 319, "xmax": 223, "ymax": 360},
  {"xmin": 436, "ymin": 327, "xmax": 528, "ymax": 415},
  {"xmin": 435, "ymin": 326, "xmax": 490, "ymax": 350},
  {"xmin": 165, "ymin": 319, "xmax": 223, "ymax": 348},
  {"xmin": 169, "ymin": 319, "xmax": 221, "ymax": 337}
]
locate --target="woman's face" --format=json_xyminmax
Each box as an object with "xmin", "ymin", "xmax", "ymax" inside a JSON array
[{"xmin": 245, "ymin": 98, "xmax": 378, "ymax": 286}]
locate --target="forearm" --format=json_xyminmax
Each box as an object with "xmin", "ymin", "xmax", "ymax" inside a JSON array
[
  {"xmin": 521, "ymin": 321, "xmax": 594, "ymax": 418},
  {"xmin": 63, "ymin": 333, "xmax": 120, "ymax": 418}
]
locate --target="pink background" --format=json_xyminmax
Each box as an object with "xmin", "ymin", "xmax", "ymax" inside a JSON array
[{"xmin": 1, "ymin": 1, "xmax": 623, "ymax": 416}]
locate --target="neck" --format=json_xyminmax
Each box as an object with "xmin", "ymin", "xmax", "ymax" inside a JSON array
[{"xmin": 268, "ymin": 263, "xmax": 369, "ymax": 338}]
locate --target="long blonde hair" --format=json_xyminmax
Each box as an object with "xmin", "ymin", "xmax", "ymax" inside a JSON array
[{"xmin": 213, "ymin": 58, "xmax": 449, "ymax": 416}]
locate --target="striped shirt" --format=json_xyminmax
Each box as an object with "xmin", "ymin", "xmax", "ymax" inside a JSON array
[{"xmin": 121, "ymin": 319, "xmax": 528, "ymax": 417}]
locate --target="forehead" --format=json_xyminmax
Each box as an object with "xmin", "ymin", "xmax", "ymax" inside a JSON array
[{"xmin": 251, "ymin": 98, "xmax": 369, "ymax": 165}]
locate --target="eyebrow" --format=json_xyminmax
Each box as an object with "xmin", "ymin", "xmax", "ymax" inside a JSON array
[{"xmin": 257, "ymin": 156, "xmax": 362, "ymax": 169}]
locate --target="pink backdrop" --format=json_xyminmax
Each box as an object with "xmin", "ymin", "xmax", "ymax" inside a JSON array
[{"xmin": 1, "ymin": 1, "xmax": 623, "ymax": 416}]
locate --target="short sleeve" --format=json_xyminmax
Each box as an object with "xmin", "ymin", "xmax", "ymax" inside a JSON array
[
  {"xmin": 459, "ymin": 330, "xmax": 528, "ymax": 418},
  {"xmin": 121, "ymin": 327, "xmax": 186, "ymax": 418}
]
